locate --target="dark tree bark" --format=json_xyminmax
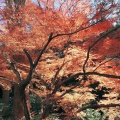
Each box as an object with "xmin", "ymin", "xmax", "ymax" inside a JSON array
[{"xmin": 13, "ymin": 84, "xmax": 25, "ymax": 120}]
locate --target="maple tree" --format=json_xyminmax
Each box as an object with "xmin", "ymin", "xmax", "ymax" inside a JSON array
[{"xmin": 0, "ymin": 0, "xmax": 120, "ymax": 119}]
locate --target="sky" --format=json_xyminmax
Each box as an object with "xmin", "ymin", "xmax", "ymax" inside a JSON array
[{"xmin": 0, "ymin": 0, "xmax": 119, "ymax": 30}]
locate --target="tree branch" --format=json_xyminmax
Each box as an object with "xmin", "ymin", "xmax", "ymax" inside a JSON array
[
  {"xmin": 93, "ymin": 58, "xmax": 113, "ymax": 72},
  {"xmin": 0, "ymin": 76, "xmax": 18, "ymax": 85},
  {"xmin": 52, "ymin": 70, "xmax": 120, "ymax": 97},
  {"xmin": 22, "ymin": 33, "xmax": 54, "ymax": 88},
  {"xmin": 52, "ymin": 19, "xmax": 102, "ymax": 39},
  {"xmin": 52, "ymin": 60, "xmax": 69, "ymax": 85},
  {"xmin": 83, "ymin": 25, "xmax": 120, "ymax": 74},
  {"xmin": 59, "ymin": 71, "xmax": 120, "ymax": 88},
  {"xmin": 22, "ymin": 49, "xmax": 34, "ymax": 88},
  {"xmin": 34, "ymin": 32, "xmax": 53, "ymax": 67},
  {"xmin": 2, "ymin": 51, "xmax": 22, "ymax": 83},
  {"xmin": 34, "ymin": 71, "xmax": 51, "ymax": 90},
  {"xmin": 77, "ymin": 103, "xmax": 120, "ymax": 113},
  {"xmin": 24, "ymin": 49, "xmax": 34, "ymax": 68},
  {"xmin": 59, "ymin": 79, "xmax": 83, "ymax": 99}
]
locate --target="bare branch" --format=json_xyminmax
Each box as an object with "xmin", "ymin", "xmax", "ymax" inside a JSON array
[
  {"xmin": 59, "ymin": 79, "xmax": 83, "ymax": 98},
  {"xmin": 52, "ymin": 19, "xmax": 102, "ymax": 39},
  {"xmin": 22, "ymin": 33, "xmax": 53, "ymax": 88},
  {"xmin": 76, "ymin": 71, "xmax": 120, "ymax": 79},
  {"xmin": 34, "ymin": 32, "xmax": 53, "ymax": 67},
  {"xmin": 83, "ymin": 25, "xmax": 120, "ymax": 74},
  {"xmin": 0, "ymin": 76, "xmax": 18, "ymax": 85},
  {"xmin": 34, "ymin": 71, "xmax": 51, "ymax": 90},
  {"xmin": 52, "ymin": 60, "xmax": 69, "ymax": 85},
  {"xmin": 52, "ymin": 69, "xmax": 120, "ymax": 96},
  {"xmin": 22, "ymin": 50, "xmax": 34, "ymax": 88},
  {"xmin": 37, "ymin": 0, "xmax": 41, "ymax": 7},
  {"xmin": 77, "ymin": 103, "xmax": 120, "ymax": 113},
  {"xmin": 59, "ymin": 71, "xmax": 120, "ymax": 88},
  {"xmin": 23, "ymin": 49, "xmax": 33, "ymax": 68},
  {"xmin": 93, "ymin": 58, "xmax": 113, "ymax": 72},
  {"xmin": 2, "ymin": 51, "xmax": 22, "ymax": 83},
  {"xmin": 52, "ymin": 60, "xmax": 69, "ymax": 94}
]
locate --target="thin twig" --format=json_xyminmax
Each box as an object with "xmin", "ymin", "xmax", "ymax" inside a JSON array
[
  {"xmin": 83, "ymin": 25, "xmax": 120, "ymax": 74},
  {"xmin": 34, "ymin": 71, "xmax": 51, "ymax": 90},
  {"xmin": 52, "ymin": 60, "xmax": 69, "ymax": 94},
  {"xmin": 52, "ymin": 60, "xmax": 69, "ymax": 85},
  {"xmin": 52, "ymin": 19, "xmax": 102, "ymax": 39},
  {"xmin": 93, "ymin": 58, "xmax": 113, "ymax": 72}
]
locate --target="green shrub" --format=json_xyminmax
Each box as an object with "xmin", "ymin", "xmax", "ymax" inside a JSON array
[
  {"xmin": 30, "ymin": 94, "xmax": 41, "ymax": 120},
  {"xmin": 30, "ymin": 93, "xmax": 41, "ymax": 113},
  {"xmin": 82, "ymin": 109, "xmax": 108, "ymax": 120},
  {"xmin": 0, "ymin": 102, "xmax": 13, "ymax": 120}
]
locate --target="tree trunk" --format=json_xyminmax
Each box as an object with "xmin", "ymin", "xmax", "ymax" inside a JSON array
[
  {"xmin": 13, "ymin": 84, "xmax": 25, "ymax": 120},
  {"xmin": 2, "ymin": 89, "xmax": 9, "ymax": 104},
  {"xmin": 13, "ymin": 84, "xmax": 31, "ymax": 120},
  {"xmin": 41, "ymin": 101, "xmax": 53, "ymax": 120},
  {"xmin": 25, "ymin": 85, "xmax": 31, "ymax": 113}
]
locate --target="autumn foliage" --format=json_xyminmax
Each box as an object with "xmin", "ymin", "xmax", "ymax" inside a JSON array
[{"xmin": 0, "ymin": 0, "xmax": 120, "ymax": 119}]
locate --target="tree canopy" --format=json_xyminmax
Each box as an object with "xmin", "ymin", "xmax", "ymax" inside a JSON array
[{"xmin": 0, "ymin": 0, "xmax": 120, "ymax": 119}]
